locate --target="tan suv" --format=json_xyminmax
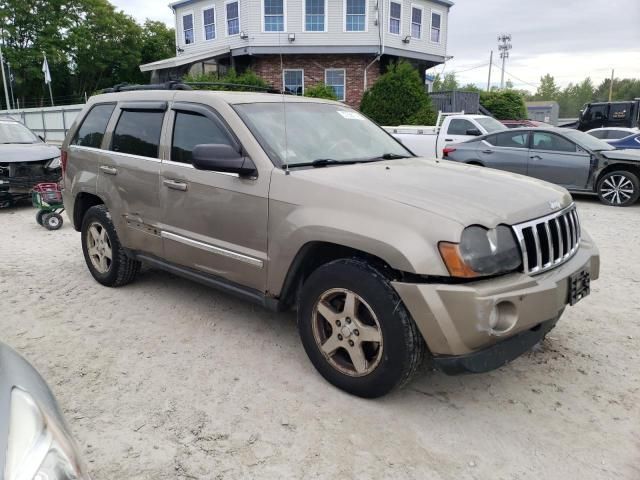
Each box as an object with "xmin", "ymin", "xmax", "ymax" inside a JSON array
[{"xmin": 61, "ymin": 85, "xmax": 600, "ymax": 398}]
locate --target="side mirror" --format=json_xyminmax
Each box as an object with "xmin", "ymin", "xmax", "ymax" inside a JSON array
[
  {"xmin": 466, "ymin": 128, "xmax": 482, "ymax": 136},
  {"xmin": 192, "ymin": 144, "xmax": 257, "ymax": 178}
]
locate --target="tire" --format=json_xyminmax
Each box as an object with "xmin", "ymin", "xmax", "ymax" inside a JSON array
[
  {"xmin": 297, "ymin": 258, "xmax": 426, "ymax": 398},
  {"xmin": 597, "ymin": 170, "xmax": 640, "ymax": 207},
  {"xmin": 42, "ymin": 212, "xmax": 63, "ymax": 230},
  {"xmin": 81, "ymin": 204, "xmax": 140, "ymax": 287},
  {"xmin": 36, "ymin": 210, "xmax": 47, "ymax": 226}
]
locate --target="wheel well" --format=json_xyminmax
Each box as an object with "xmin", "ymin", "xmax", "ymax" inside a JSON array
[
  {"xmin": 73, "ymin": 193, "xmax": 104, "ymax": 231},
  {"xmin": 276, "ymin": 242, "xmax": 416, "ymax": 311}
]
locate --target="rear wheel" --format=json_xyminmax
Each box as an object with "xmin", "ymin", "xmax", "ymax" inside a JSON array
[
  {"xmin": 81, "ymin": 205, "xmax": 140, "ymax": 287},
  {"xmin": 297, "ymin": 259, "xmax": 425, "ymax": 398},
  {"xmin": 597, "ymin": 170, "xmax": 640, "ymax": 206},
  {"xmin": 36, "ymin": 210, "xmax": 47, "ymax": 226}
]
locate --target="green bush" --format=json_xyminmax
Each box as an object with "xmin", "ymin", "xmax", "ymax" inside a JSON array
[
  {"xmin": 480, "ymin": 90, "xmax": 527, "ymax": 120},
  {"xmin": 360, "ymin": 61, "xmax": 437, "ymax": 126},
  {"xmin": 304, "ymin": 82, "xmax": 338, "ymax": 100},
  {"xmin": 183, "ymin": 68, "xmax": 270, "ymax": 91}
]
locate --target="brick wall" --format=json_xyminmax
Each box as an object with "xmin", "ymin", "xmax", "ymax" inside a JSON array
[{"xmin": 250, "ymin": 54, "xmax": 381, "ymax": 109}]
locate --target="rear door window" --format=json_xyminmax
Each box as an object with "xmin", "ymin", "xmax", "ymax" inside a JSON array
[
  {"xmin": 531, "ymin": 132, "xmax": 576, "ymax": 153},
  {"xmin": 171, "ymin": 111, "xmax": 233, "ymax": 164},
  {"xmin": 607, "ymin": 129, "xmax": 632, "ymax": 139},
  {"xmin": 447, "ymin": 119, "xmax": 476, "ymax": 135},
  {"xmin": 111, "ymin": 110, "xmax": 165, "ymax": 158},
  {"xmin": 72, "ymin": 104, "xmax": 115, "ymax": 148},
  {"xmin": 589, "ymin": 130, "xmax": 607, "ymax": 139},
  {"xmin": 494, "ymin": 131, "xmax": 529, "ymax": 149}
]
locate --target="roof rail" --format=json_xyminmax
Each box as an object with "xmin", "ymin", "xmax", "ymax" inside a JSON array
[
  {"xmin": 184, "ymin": 82, "xmax": 290, "ymax": 94},
  {"xmin": 101, "ymin": 81, "xmax": 192, "ymax": 93}
]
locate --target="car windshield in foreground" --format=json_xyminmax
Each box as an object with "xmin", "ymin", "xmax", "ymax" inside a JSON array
[
  {"xmin": 562, "ymin": 129, "xmax": 615, "ymax": 151},
  {"xmin": 233, "ymin": 102, "xmax": 413, "ymax": 167},
  {"xmin": 476, "ymin": 117, "xmax": 507, "ymax": 133},
  {"xmin": 0, "ymin": 121, "xmax": 40, "ymax": 144}
]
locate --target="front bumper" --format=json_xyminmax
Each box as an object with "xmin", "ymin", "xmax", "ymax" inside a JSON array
[{"xmin": 392, "ymin": 229, "xmax": 599, "ymax": 359}]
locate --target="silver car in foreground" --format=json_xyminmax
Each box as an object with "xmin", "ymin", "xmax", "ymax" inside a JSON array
[
  {"xmin": 0, "ymin": 342, "xmax": 90, "ymax": 479},
  {"xmin": 444, "ymin": 127, "xmax": 640, "ymax": 206}
]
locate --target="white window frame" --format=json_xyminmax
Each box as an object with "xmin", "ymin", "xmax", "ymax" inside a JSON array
[
  {"xmin": 224, "ymin": 0, "xmax": 240, "ymax": 37},
  {"xmin": 325, "ymin": 68, "xmax": 346, "ymax": 102},
  {"xmin": 303, "ymin": 0, "xmax": 328, "ymax": 33},
  {"xmin": 283, "ymin": 69, "xmax": 305, "ymax": 95},
  {"xmin": 410, "ymin": 4, "xmax": 423, "ymax": 40},
  {"xmin": 202, "ymin": 5, "xmax": 216, "ymax": 41},
  {"xmin": 388, "ymin": 1, "xmax": 402, "ymax": 36},
  {"xmin": 181, "ymin": 11, "xmax": 195, "ymax": 45},
  {"xmin": 430, "ymin": 9, "xmax": 443, "ymax": 44},
  {"xmin": 343, "ymin": 0, "xmax": 368, "ymax": 33},
  {"xmin": 261, "ymin": 0, "xmax": 287, "ymax": 33}
]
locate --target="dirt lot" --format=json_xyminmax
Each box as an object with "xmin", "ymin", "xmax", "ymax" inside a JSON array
[{"xmin": 0, "ymin": 197, "xmax": 638, "ymax": 479}]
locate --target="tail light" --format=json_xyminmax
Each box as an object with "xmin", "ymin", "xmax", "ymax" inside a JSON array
[
  {"xmin": 61, "ymin": 150, "xmax": 68, "ymax": 175},
  {"xmin": 442, "ymin": 147, "xmax": 456, "ymax": 157}
]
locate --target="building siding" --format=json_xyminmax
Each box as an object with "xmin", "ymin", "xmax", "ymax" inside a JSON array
[{"xmin": 173, "ymin": 0, "xmax": 448, "ymax": 58}]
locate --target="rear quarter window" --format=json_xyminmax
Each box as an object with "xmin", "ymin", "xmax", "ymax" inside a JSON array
[
  {"xmin": 72, "ymin": 104, "xmax": 116, "ymax": 148},
  {"xmin": 111, "ymin": 110, "xmax": 165, "ymax": 158}
]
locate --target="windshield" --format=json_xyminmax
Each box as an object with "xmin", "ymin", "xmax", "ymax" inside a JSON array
[
  {"xmin": 0, "ymin": 121, "xmax": 40, "ymax": 144},
  {"xmin": 562, "ymin": 129, "xmax": 615, "ymax": 151},
  {"xmin": 476, "ymin": 117, "xmax": 507, "ymax": 133},
  {"xmin": 233, "ymin": 102, "xmax": 412, "ymax": 167}
]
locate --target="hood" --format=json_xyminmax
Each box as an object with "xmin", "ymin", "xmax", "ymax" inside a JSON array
[
  {"xmin": 600, "ymin": 149, "xmax": 640, "ymax": 161},
  {"xmin": 296, "ymin": 158, "xmax": 572, "ymax": 227},
  {"xmin": 0, "ymin": 143, "xmax": 60, "ymax": 163}
]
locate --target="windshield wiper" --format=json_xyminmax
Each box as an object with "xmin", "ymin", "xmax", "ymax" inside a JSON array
[
  {"xmin": 288, "ymin": 158, "xmax": 359, "ymax": 169},
  {"xmin": 379, "ymin": 153, "xmax": 410, "ymax": 159}
]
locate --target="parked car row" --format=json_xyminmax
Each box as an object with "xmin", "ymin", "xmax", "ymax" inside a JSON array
[{"xmin": 441, "ymin": 127, "xmax": 640, "ymax": 206}]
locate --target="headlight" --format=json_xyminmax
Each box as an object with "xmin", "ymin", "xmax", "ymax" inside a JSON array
[
  {"xmin": 439, "ymin": 225, "xmax": 522, "ymax": 278},
  {"xmin": 5, "ymin": 388, "xmax": 90, "ymax": 480},
  {"xmin": 47, "ymin": 157, "xmax": 62, "ymax": 170}
]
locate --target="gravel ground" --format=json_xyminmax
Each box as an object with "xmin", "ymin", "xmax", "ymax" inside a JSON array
[{"xmin": 0, "ymin": 197, "xmax": 638, "ymax": 480}]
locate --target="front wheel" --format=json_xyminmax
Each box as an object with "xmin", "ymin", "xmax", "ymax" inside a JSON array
[
  {"xmin": 42, "ymin": 212, "xmax": 63, "ymax": 230},
  {"xmin": 597, "ymin": 170, "xmax": 640, "ymax": 206},
  {"xmin": 297, "ymin": 259, "xmax": 426, "ymax": 398}
]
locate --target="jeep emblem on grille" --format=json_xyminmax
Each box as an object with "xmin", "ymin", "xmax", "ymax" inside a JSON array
[{"xmin": 548, "ymin": 200, "xmax": 561, "ymax": 210}]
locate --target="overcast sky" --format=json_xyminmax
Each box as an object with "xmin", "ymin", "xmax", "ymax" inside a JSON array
[{"xmin": 112, "ymin": 0, "xmax": 640, "ymax": 92}]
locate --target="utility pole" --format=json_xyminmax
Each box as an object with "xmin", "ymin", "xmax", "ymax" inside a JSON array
[
  {"xmin": 498, "ymin": 34, "xmax": 512, "ymax": 90},
  {"xmin": 608, "ymin": 69, "xmax": 614, "ymax": 102},
  {"xmin": 487, "ymin": 50, "xmax": 493, "ymax": 91},
  {"xmin": 0, "ymin": 33, "xmax": 11, "ymax": 110},
  {"xmin": 7, "ymin": 62, "xmax": 15, "ymax": 109}
]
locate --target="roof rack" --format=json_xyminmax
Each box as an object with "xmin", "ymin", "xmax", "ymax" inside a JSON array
[
  {"xmin": 102, "ymin": 81, "xmax": 192, "ymax": 93},
  {"xmin": 101, "ymin": 81, "xmax": 291, "ymax": 95}
]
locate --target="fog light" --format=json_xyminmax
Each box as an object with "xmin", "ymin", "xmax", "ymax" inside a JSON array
[{"xmin": 488, "ymin": 301, "xmax": 518, "ymax": 334}]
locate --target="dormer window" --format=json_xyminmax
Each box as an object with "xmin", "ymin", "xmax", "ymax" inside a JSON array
[{"xmin": 182, "ymin": 13, "xmax": 194, "ymax": 44}]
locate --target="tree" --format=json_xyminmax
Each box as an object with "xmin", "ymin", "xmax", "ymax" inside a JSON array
[
  {"xmin": 140, "ymin": 20, "xmax": 176, "ymax": 72},
  {"xmin": 534, "ymin": 74, "xmax": 561, "ymax": 100},
  {"xmin": 480, "ymin": 90, "xmax": 527, "ymax": 119},
  {"xmin": 432, "ymin": 72, "xmax": 459, "ymax": 91},
  {"xmin": 304, "ymin": 83, "xmax": 337, "ymax": 100},
  {"xmin": 505, "ymin": 79, "xmax": 515, "ymax": 90},
  {"xmin": 360, "ymin": 61, "xmax": 437, "ymax": 126}
]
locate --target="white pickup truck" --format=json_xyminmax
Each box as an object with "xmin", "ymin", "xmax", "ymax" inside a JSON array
[{"xmin": 384, "ymin": 113, "xmax": 507, "ymax": 159}]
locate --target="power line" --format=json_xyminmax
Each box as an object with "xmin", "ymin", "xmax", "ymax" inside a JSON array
[{"xmin": 492, "ymin": 62, "xmax": 540, "ymax": 89}]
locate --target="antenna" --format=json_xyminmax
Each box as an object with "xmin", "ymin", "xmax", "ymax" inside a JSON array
[
  {"xmin": 278, "ymin": 32, "xmax": 290, "ymax": 175},
  {"xmin": 497, "ymin": 34, "xmax": 512, "ymax": 90}
]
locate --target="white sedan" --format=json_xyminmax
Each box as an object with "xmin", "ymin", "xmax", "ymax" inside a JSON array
[{"xmin": 586, "ymin": 127, "xmax": 639, "ymax": 141}]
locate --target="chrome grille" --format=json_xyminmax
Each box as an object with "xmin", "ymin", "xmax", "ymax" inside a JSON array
[{"xmin": 512, "ymin": 204, "xmax": 581, "ymax": 275}]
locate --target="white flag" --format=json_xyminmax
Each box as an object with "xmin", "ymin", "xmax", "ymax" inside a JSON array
[{"xmin": 42, "ymin": 55, "xmax": 51, "ymax": 85}]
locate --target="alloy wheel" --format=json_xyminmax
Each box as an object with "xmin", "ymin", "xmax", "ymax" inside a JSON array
[
  {"xmin": 312, "ymin": 288, "xmax": 383, "ymax": 377},
  {"xmin": 86, "ymin": 222, "xmax": 113, "ymax": 274},
  {"xmin": 600, "ymin": 174, "xmax": 635, "ymax": 205}
]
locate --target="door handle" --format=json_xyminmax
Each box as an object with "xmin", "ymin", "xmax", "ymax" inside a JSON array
[
  {"xmin": 100, "ymin": 165, "xmax": 118, "ymax": 175},
  {"xmin": 445, "ymin": 138, "xmax": 454, "ymax": 142},
  {"xmin": 482, "ymin": 149, "xmax": 494, "ymax": 154},
  {"xmin": 530, "ymin": 155, "xmax": 542, "ymax": 160},
  {"xmin": 163, "ymin": 179, "xmax": 188, "ymax": 191}
]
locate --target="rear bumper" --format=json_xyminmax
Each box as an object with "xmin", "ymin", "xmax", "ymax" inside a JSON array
[{"xmin": 392, "ymin": 229, "xmax": 599, "ymax": 358}]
